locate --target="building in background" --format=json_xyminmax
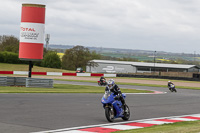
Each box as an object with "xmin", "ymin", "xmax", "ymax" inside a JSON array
[{"xmin": 87, "ymin": 60, "xmax": 200, "ymax": 73}]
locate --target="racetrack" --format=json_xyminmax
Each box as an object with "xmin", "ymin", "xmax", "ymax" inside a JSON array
[{"xmin": 0, "ymin": 81, "xmax": 200, "ymax": 133}]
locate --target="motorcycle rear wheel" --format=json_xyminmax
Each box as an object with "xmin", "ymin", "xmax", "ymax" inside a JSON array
[
  {"xmin": 105, "ymin": 107, "xmax": 114, "ymax": 122},
  {"xmin": 122, "ymin": 105, "xmax": 130, "ymax": 121}
]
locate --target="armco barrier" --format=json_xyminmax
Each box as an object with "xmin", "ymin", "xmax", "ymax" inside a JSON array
[
  {"xmin": 47, "ymin": 72, "xmax": 62, "ymax": 76},
  {"xmin": 62, "ymin": 73, "xmax": 77, "ymax": 76},
  {"xmin": 0, "ymin": 71, "xmax": 13, "ymax": 74},
  {"xmin": 0, "ymin": 76, "xmax": 14, "ymax": 86},
  {"xmin": 0, "ymin": 76, "xmax": 53, "ymax": 88},
  {"xmin": 104, "ymin": 74, "xmax": 117, "ymax": 77},
  {"xmin": 32, "ymin": 72, "xmax": 47, "ymax": 75},
  {"xmin": 76, "ymin": 73, "xmax": 91, "ymax": 76},
  {"xmin": 26, "ymin": 78, "xmax": 53, "ymax": 88},
  {"xmin": 91, "ymin": 73, "xmax": 104, "ymax": 77},
  {"xmin": 0, "ymin": 77, "xmax": 7, "ymax": 86},
  {"xmin": 0, "ymin": 71, "xmax": 117, "ymax": 77},
  {"xmin": 14, "ymin": 71, "xmax": 28, "ymax": 75},
  {"xmin": 15, "ymin": 77, "xmax": 26, "ymax": 86},
  {"xmin": 0, "ymin": 77, "xmax": 24, "ymax": 86}
]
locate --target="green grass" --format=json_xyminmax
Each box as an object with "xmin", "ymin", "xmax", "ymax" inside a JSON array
[
  {"xmin": 115, "ymin": 120, "xmax": 200, "ymax": 133},
  {"xmin": 117, "ymin": 82, "xmax": 200, "ymax": 90},
  {"xmin": 55, "ymin": 79, "xmax": 200, "ymax": 90},
  {"xmin": 0, "ymin": 63, "xmax": 74, "ymax": 72},
  {"xmin": 0, "ymin": 84, "xmax": 153, "ymax": 93},
  {"xmin": 115, "ymin": 77, "xmax": 200, "ymax": 84}
]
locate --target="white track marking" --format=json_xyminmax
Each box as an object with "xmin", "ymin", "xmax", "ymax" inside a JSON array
[
  {"xmin": 168, "ymin": 118, "xmax": 196, "ymax": 121},
  {"xmin": 191, "ymin": 114, "xmax": 200, "ymax": 117},
  {"xmin": 55, "ymin": 130, "xmax": 96, "ymax": 133},
  {"xmin": 102, "ymin": 125, "xmax": 143, "ymax": 130},
  {"xmin": 139, "ymin": 120, "xmax": 173, "ymax": 125},
  {"xmin": 32, "ymin": 113, "xmax": 200, "ymax": 133}
]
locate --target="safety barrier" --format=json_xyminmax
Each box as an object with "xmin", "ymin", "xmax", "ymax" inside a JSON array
[
  {"xmin": 0, "ymin": 71, "xmax": 117, "ymax": 77},
  {"xmin": 26, "ymin": 78, "xmax": 53, "ymax": 88},
  {"xmin": 0, "ymin": 76, "xmax": 15, "ymax": 86},
  {"xmin": 15, "ymin": 77, "xmax": 26, "ymax": 86},
  {"xmin": 0, "ymin": 76, "xmax": 53, "ymax": 88}
]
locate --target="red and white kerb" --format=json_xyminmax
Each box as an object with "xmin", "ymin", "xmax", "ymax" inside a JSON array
[{"xmin": 19, "ymin": 4, "xmax": 46, "ymax": 61}]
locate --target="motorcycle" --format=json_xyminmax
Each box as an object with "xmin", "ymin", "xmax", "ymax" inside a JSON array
[
  {"xmin": 169, "ymin": 84, "xmax": 177, "ymax": 92},
  {"xmin": 98, "ymin": 79, "xmax": 107, "ymax": 86},
  {"xmin": 101, "ymin": 90, "xmax": 130, "ymax": 122}
]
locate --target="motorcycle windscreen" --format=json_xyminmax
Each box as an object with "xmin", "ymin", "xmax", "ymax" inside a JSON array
[{"xmin": 104, "ymin": 91, "xmax": 111, "ymax": 99}]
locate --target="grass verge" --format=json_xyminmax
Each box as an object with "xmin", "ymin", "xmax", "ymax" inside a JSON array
[
  {"xmin": 0, "ymin": 84, "xmax": 153, "ymax": 93},
  {"xmin": 0, "ymin": 63, "xmax": 74, "ymax": 72},
  {"xmin": 115, "ymin": 77, "xmax": 200, "ymax": 83},
  {"xmin": 115, "ymin": 120, "xmax": 200, "ymax": 133},
  {"xmin": 55, "ymin": 79, "xmax": 200, "ymax": 90}
]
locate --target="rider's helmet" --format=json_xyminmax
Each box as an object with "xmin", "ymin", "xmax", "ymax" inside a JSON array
[
  {"xmin": 107, "ymin": 79, "xmax": 115, "ymax": 89},
  {"xmin": 101, "ymin": 76, "xmax": 105, "ymax": 79},
  {"xmin": 110, "ymin": 79, "xmax": 115, "ymax": 82},
  {"xmin": 168, "ymin": 81, "xmax": 171, "ymax": 83}
]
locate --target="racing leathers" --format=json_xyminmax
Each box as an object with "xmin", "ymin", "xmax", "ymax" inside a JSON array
[
  {"xmin": 168, "ymin": 82, "xmax": 174, "ymax": 88},
  {"xmin": 105, "ymin": 84, "xmax": 126, "ymax": 108}
]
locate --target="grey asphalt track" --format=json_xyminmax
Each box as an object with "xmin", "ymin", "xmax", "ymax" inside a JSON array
[{"xmin": 0, "ymin": 80, "xmax": 200, "ymax": 133}]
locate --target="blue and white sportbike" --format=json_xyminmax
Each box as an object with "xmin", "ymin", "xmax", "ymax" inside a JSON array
[
  {"xmin": 169, "ymin": 84, "xmax": 177, "ymax": 92},
  {"xmin": 101, "ymin": 90, "xmax": 130, "ymax": 122}
]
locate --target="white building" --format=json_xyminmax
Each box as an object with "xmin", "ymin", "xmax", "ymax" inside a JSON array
[{"xmin": 87, "ymin": 60, "xmax": 200, "ymax": 73}]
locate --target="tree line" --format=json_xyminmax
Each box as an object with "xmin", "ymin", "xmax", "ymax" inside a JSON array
[
  {"xmin": 1, "ymin": 35, "xmax": 199, "ymax": 71},
  {"xmin": 0, "ymin": 35, "xmax": 102, "ymax": 71}
]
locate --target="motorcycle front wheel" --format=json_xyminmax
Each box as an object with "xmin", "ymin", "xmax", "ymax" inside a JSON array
[
  {"xmin": 105, "ymin": 107, "xmax": 114, "ymax": 122},
  {"xmin": 173, "ymin": 88, "xmax": 177, "ymax": 92},
  {"xmin": 122, "ymin": 105, "xmax": 130, "ymax": 121}
]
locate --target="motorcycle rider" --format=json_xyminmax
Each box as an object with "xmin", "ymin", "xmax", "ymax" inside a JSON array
[
  {"xmin": 100, "ymin": 76, "xmax": 106, "ymax": 85},
  {"xmin": 105, "ymin": 79, "xmax": 126, "ymax": 110},
  {"xmin": 168, "ymin": 81, "xmax": 174, "ymax": 90}
]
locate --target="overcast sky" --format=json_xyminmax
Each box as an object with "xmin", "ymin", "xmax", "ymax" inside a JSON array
[{"xmin": 0, "ymin": 0, "xmax": 200, "ymax": 53}]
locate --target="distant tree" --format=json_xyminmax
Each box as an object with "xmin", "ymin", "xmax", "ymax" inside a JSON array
[
  {"xmin": 100, "ymin": 55, "xmax": 118, "ymax": 60},
  {"xmin": 118, "ymin": 57, "xmax": 139, "ymax": 62},
  {"xmin": 0, "ymin": 35, "xmax": 19, "ymax": 53},
  {"xmin": 0, "ymin": 52, "xmax": 3, "ymax": 62},
  {"xmin": 0, "ymin": 51, "xmax": 21, "ymax": 64},
  {"xmin": 41, "ymin": 51, "xmax": 61, "ymax": 68},
  {"xmin": 91, "ymin": 51, "xmax": 102, "ymax": 59},
  {"xmin": 62, "ymin": 46, "xmax": 100, "ymax": 70}
]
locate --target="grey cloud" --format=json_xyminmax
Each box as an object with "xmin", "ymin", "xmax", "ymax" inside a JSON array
[{"xmin": 0, "ymin": 0, "xmax": 200, "ymax": 53}]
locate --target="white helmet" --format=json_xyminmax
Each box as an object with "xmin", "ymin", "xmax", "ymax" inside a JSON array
[
  {"xmin": 107, "ymin": 79, "xmax": 115, "ymax": 85},
  {"xmin": 168, "ymin": 81, "xmax": 171, "ymax": 83},
  {"xmin": 107, "ymin": 79, "xmax": 115, "ymax": 89}
]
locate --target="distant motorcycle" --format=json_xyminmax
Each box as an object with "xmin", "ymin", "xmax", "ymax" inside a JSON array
[
  {"xmin": 101, "ymin": 90, "xmax": 130, "ymax": 122},
  {"xmin": 98, "ymin": 79, "xmax": 107, "ymax": 86},
  {"xmin": 169, "ymin": 84, "xmax": 177, "ymax": 92}
]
